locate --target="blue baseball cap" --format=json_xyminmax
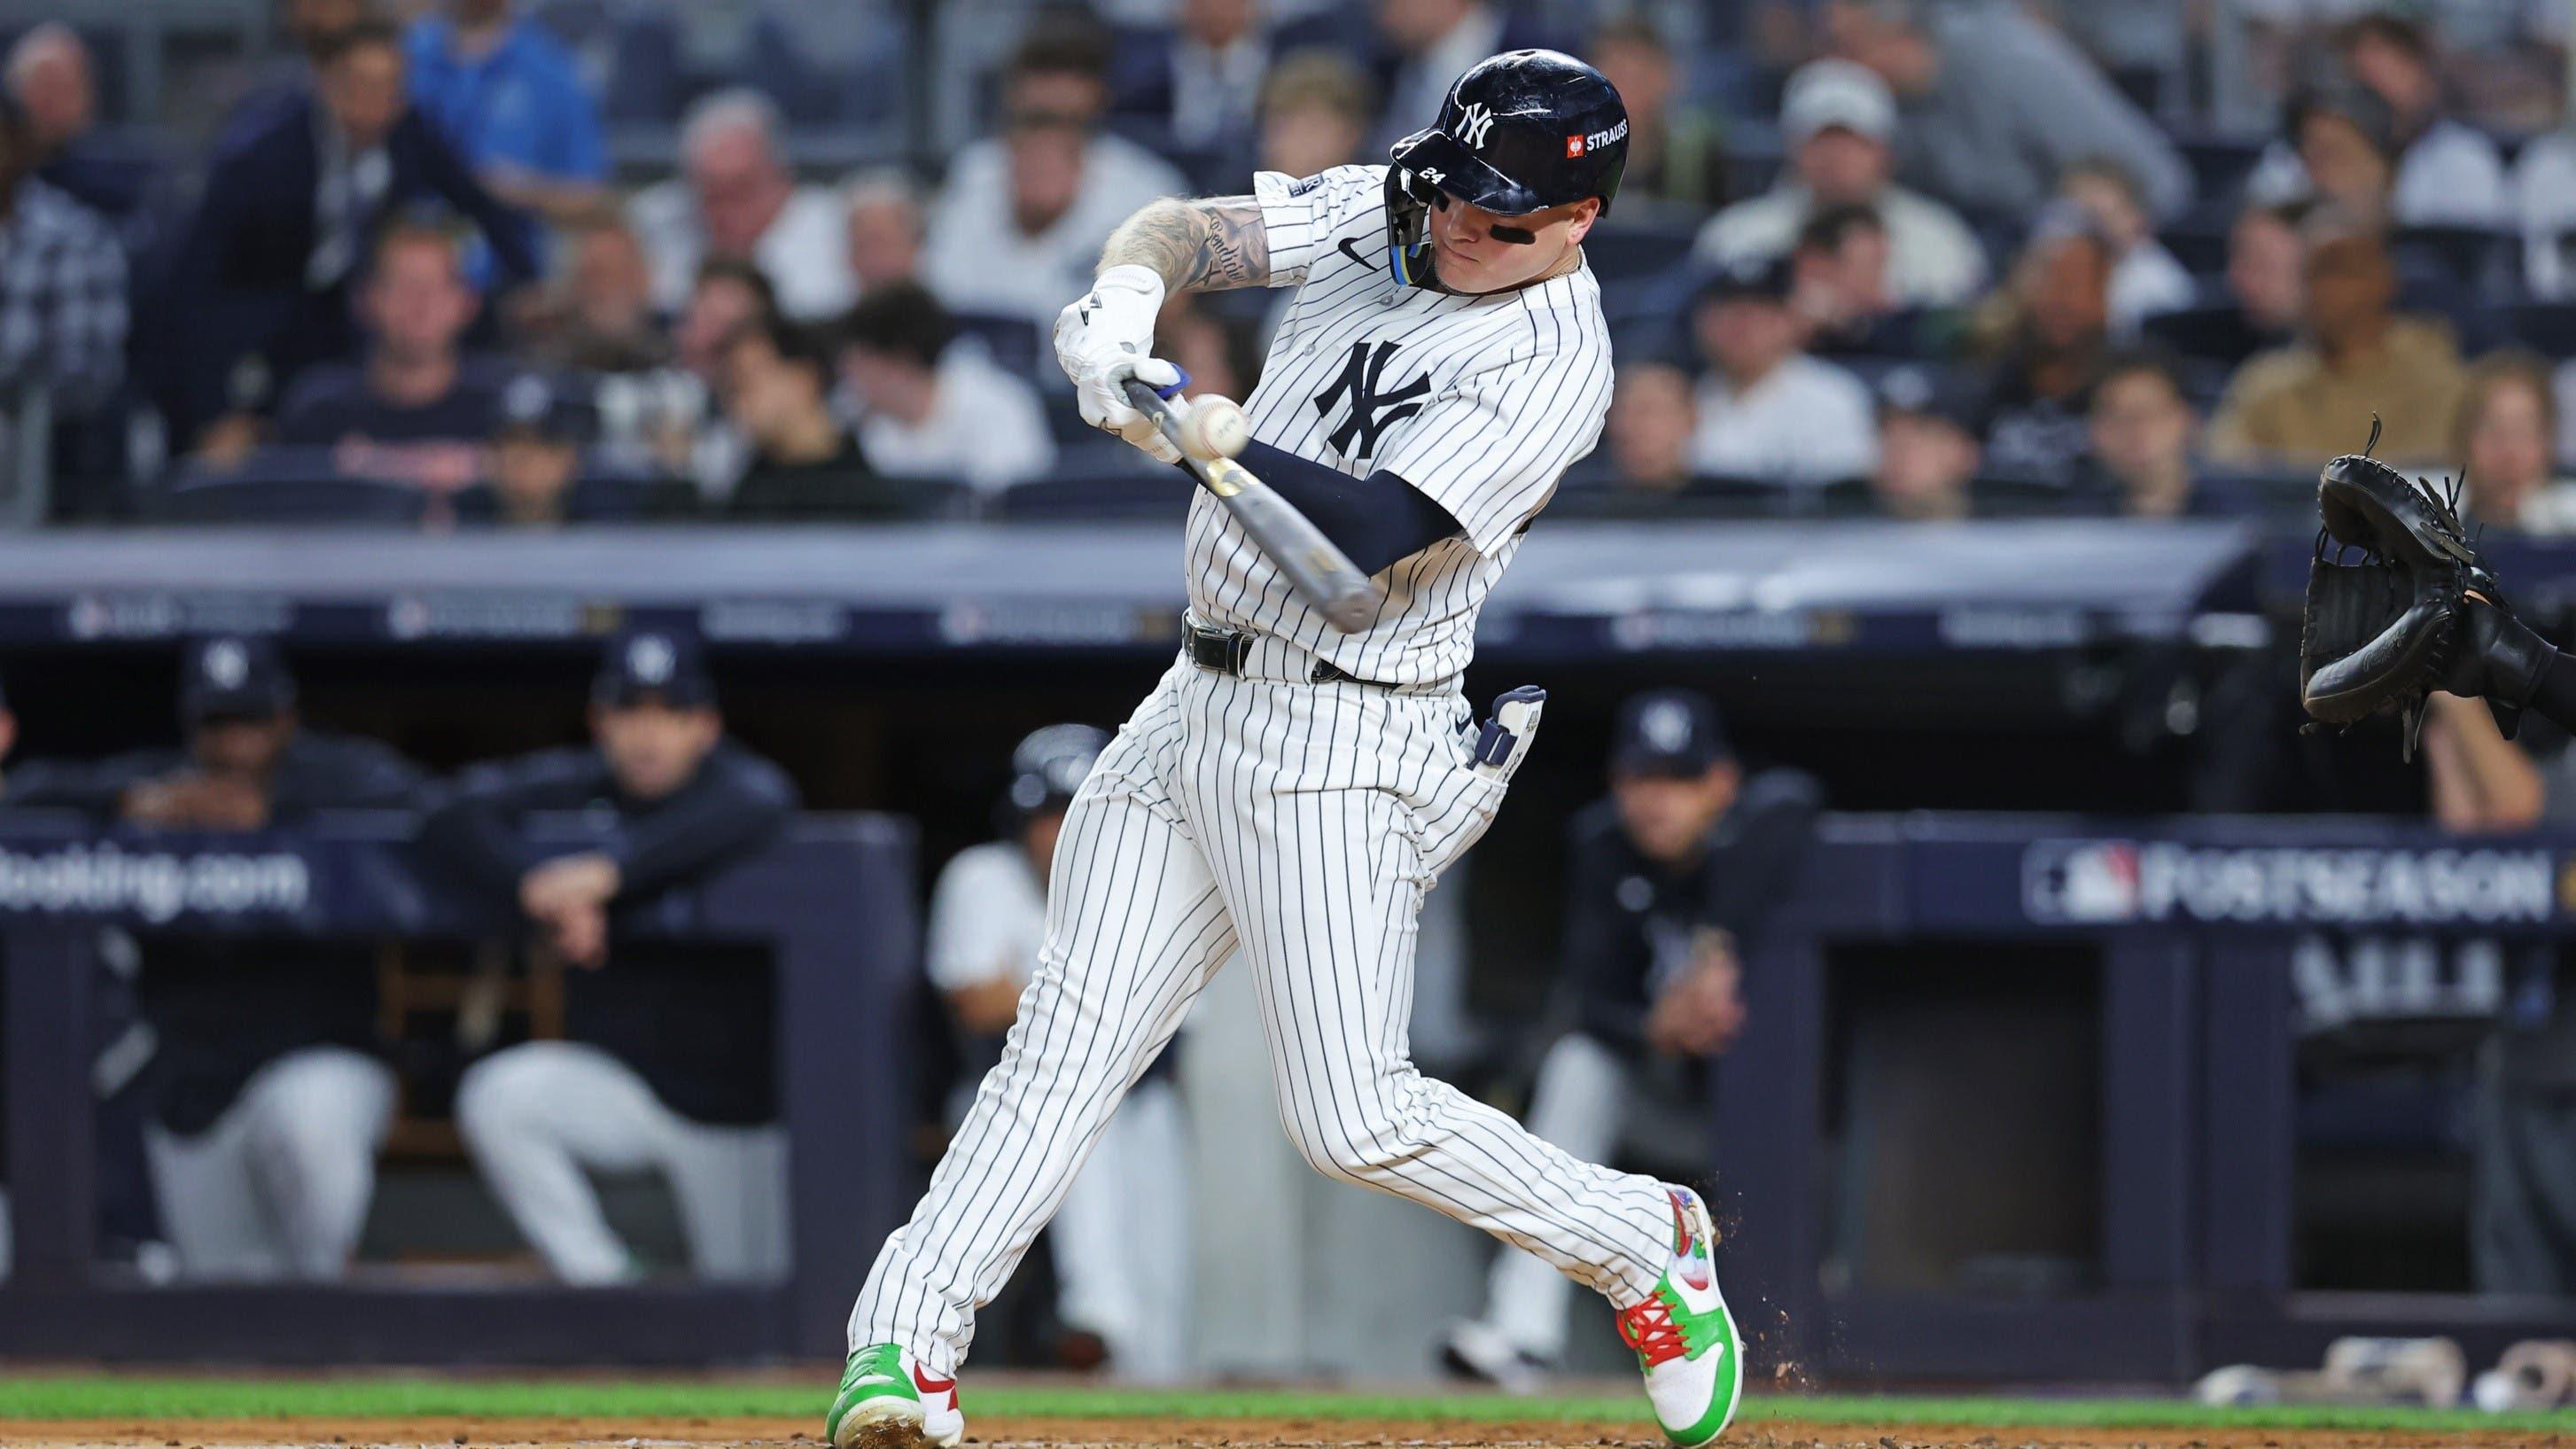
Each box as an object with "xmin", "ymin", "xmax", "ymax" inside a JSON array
[
  {"xmin": 1610, "ymin": 689, "xmax": 1732, "ymax": 777},
  {"xmin": 182, "ymin": 635, "xmax": 296, "ymax": 721},
  {"xmin": 593, "ymin": 627, "xmax": 716, "ymax": 710}
]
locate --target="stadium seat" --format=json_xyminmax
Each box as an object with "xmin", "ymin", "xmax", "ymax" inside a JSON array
[
  {"xmin": 2173, "ymin": 132, "xmax": 2267, "ymax": 203},
  {"xmin": 1583, "ymin": 214, "xmax": 1704, "ymax": 287},
  {"xmin": 2393, "ymin": 225, "xmax": 2518, "ymax": 294},
  {"xmin": 2505, "ymin": 300, "xmax": 2576, "ymax": 359}
]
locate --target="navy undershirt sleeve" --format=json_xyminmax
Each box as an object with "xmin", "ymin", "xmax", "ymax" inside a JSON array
[{"xmin": 1211, "ymin": 439, "xmax": 1465, "ymax": 578}]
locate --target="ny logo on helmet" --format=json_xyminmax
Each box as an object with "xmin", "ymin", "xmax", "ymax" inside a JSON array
[{"xmin": 1454, "ymin": 101, "xmax": 1496, "ymax": 150}]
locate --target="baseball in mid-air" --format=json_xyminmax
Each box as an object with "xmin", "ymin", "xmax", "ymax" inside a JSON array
[{"xmin": 1178, "ymin": 394, "xmax": 1250, "ymax": 462}]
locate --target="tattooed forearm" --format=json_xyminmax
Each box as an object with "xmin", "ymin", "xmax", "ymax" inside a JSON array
[{"xmin": 1100, "ymin": 196, "xmax": 1271, "ymax": 293}]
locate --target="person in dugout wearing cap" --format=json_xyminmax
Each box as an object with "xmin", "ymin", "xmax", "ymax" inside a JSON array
[
  {"xmin": 1, "ymin": 635, "xmax": 426, "ymax": 1279},
  {"xmin": 1442, "ymin": 689, "xmax": 1820, "ymax": 1390},
  {"xmin": 421, "ymin": 626, "xmax": 798, "ymax": 1282}
]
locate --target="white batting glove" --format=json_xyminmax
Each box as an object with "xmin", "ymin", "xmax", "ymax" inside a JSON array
[{"xmin": 1054, "ymin": 265, "xmax": 1183, "ymax": 464}]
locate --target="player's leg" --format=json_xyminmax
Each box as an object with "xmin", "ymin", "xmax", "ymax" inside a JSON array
[
  {"xmin": 660, "ymin": 1120, "xmax": 791, "ymax": 1282},
  {"xmin": 838, "ymin": 698, "xmax": 1237, "ymax": 1445},
  {"xmin": 1187, "ymin": 682, "xmax": 1740, "ymax": 1445},
  {"xmin": 143, "ymin": 1093, "xmax": 284, "ymax": 1279},
  {"xmin": 454, "ymin": 1040, "xmax": 676, "ymax": 1283},
  {"xmin": 1450, "ymin": 1030, "xmax": 1636, "ymax": 1382},
  {"xmin": 232, "ymin": 1046, "xmax": 397, "ymax": 1279}
]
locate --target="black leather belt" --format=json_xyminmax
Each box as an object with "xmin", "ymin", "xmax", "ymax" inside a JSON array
[{"xmin": 1186, "ymin": 623, "xmax": 1377, "ymax": 687}]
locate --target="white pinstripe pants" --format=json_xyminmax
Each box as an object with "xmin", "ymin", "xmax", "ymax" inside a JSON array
[{"xmin": 852, "ymin": 650, "xmax": 1674, "ymax": 1370}]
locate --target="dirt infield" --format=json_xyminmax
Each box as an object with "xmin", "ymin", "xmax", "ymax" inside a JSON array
[{"xmin": 8, "ymin": 1414, "xmax": 2565, "ymax": 1449}]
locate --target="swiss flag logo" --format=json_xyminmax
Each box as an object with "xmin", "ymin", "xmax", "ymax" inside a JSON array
[{"xmin": 1565, "ymin": 135, "xmax": 1585, "ymax": 158}]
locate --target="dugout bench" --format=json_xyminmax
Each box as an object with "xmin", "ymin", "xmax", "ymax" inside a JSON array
[{"xmin": 0, "ymin": 811, "xmax": 918, "ymax": 1360}]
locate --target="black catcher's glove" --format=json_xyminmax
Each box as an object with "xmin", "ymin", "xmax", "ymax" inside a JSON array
[{"xmin": 2299, "ymin": 438, "xmax": 2541, "ymax": 756}]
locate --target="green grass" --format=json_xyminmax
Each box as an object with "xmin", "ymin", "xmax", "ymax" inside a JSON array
[{"xmin": 1, "ymin": 1375, "xmax": 2572, "ymax": 1436}]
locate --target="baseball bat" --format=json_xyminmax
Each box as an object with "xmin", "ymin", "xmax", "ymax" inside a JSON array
[{"xmin": 1125, "ymin": 378, "xmax": 1381, "ymax": 634}]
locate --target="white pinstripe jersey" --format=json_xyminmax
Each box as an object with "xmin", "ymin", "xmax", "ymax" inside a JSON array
[{"xmin": 1184, "ymin": 164, "xmax": 1615, "ymax": 685}]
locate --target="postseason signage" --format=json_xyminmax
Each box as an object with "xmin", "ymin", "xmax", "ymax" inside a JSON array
[{"xmin": 2020, "ymin": 837, "xmax": 2564, "ymax": 929}]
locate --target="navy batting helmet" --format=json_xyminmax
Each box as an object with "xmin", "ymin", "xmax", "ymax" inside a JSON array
[
  {"xmin": 1384, "ymin": 50, "xmax": 1629, "ymax": 288},
  {"xmin": 998, "ymin": 723, "xmax": 1110, "ymax": 830}
]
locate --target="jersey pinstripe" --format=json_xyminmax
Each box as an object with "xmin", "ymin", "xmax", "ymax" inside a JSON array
[{"xmin": 1184, "ymin": 165, "xmax": 1615, "ymax": 685}]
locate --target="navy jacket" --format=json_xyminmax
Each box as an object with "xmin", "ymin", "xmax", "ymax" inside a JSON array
[
  {"xmin": 1559, "ymin": 769, "xmax": 1823, "ymax": 1055},
  {"xmin": 152, "ymin": 90, "xmax": 537, "ymax": 441},
  {"xmin": 419, "ymin": 741, "xmax": 799, "ymax": 1125},
  {"xmin": 6, "ymin": 730, "xmax": 427, "ymax": 1135}
]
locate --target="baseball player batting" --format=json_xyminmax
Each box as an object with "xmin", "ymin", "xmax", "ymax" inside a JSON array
[{"xmin": 829, "ymin": 50, "xmax": 1742, "ymax": 1449}]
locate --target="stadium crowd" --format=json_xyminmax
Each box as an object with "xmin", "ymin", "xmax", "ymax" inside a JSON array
[{"xmin": 6, "ymin": 0, "xmax": 2576, "ymax": 527}]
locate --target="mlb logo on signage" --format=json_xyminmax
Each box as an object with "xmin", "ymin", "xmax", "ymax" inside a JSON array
[
  {"xmin": 1565, "ymin": 135, "xmax": 1585, "ymax": 158},
  {"xmin": 2023, "ymin": 839, "xmax": 2141, "ymax": 923}
]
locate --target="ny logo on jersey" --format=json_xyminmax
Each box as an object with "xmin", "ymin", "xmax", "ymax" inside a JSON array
[
  {"xmin": 1311, "ymin": 341, "xmax": 1430, "ymax": 462},
  {"xmin": 1454, "ymin": 101, "xmax": 1497, "ymax": 150}
]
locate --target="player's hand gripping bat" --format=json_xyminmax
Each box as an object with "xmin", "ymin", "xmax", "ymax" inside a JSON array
[{"xmin": 1123, "ymin": 378, "xmax": 1382, "ymax": 634}]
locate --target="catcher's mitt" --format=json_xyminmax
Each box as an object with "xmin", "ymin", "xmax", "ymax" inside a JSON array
[{"xmin": 2298, "ymin": 425, "xmax": 2495, "ymax": 758}]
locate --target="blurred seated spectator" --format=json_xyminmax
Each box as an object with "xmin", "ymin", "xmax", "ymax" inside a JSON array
[
  {"xmin": 2059, "ymin": 158, "xmax": 2192, "ymax": 341},
  {"xmin": 723, "ymin": 316, "xmax": 901, "ymax": 520},
  {"xmin": 2072, "ymin": 351, "xmax": 2210, "ymax": 518},
  {"xmin": 1257, "ymin": 50, "xmax": 1374, "ymax": 182},
  {"xmin": 2207, "ymin": 206, "xmax": 2466, "ymax": 470},
  {"xmin": 2211, "ymin": 202, "xmax": 2303, "ymax": 359},
  {"xmin": 1863, "ymin": 364, "xmax": 1980, "ymax": 521},
  {"xmin": 2247, "ymin": 13, "xmax": 2508, "ymax": 230},
  {"xmin": 1974, "ymin": 206, "xmax": 2114, "ymax": 483},
  {"xmin": 6, "ymin": 637, "xmax": 422, "ymax": 1281},
  {"xmin": 428, "ymin": 627, "xmax": 798, "ymax": 1283},
  {"xmin": 1441, "ymin": 689, "xmax": 1816, "ymax": 1385},
  {"xmin": 923, "ymin": 22, "xmax": 1189, "ymax": 331},
  {"xmin": 838, "ymin": 282, "xmax": 1055, "ymax": 494},
  {"xmin": 843, "ymin": 169, "xmax": 927, "ymax": 297},
  {"xmin": 1823, "ymin": 0, "xmax": 2188, "ymax": 223},
  {"xmin": 1110, "ymin": 0, "xmax": 1270, "ymax": 157},
  {"xmin": 525, "ymin": 208, "xmax": 668, "ymax": 374},
  {"xmin": 1695, "ymin": 58, "xmax": 1984, "ymax": 309},
  {"xmin": 456, "ymin": 373, "xmax": 693, "ymax": 526},
  {"xmin": 2512, "ymin": 129, "xmax": 2576, "ymax": 299},
  {"xmin": 271, "ymin": 222, "xmax": 510, "ymax": 495},
  {"xmin": 405, "ymin": 0, "xmax": 606, "ymax": 227},
  {"xmin": 627, "ymin": 90, "xmax": 853, "ymax": 322},
  {"xmin": 1370, "ymin": 0, "xmax": 1558, "ymax": 154},
  {"xmin": 2144, "ymin": 201, "xmax": 2308, "ymax": 375},
  {"xmin": 611, "ymin": 256, "xmax": 780, "ymax": 501},
  {"xmin": 1600, "ymin": 360, "xmax": 1698, "ymax": 495},
  {"xmin": 6, "ymin": 24, "xmax": 154, "ymax": 232},
  {"xmin": 2453, "ymin": 353, "xmax": 2576, "ymax": 534},
  {"xmin": 1689, "ymin": 256, "xmax": 1878, "ymax": 485},
  {"xmin": 157, "ymin": 19, "xmax": 536, "ymax": 448},
  {"xmin": 1790, "ymin": 203, "xmax": 1946, "ymax": 362},
  {"xmin": 0, "ymin": 89, "xmax": 125, "ymax": 417},
  {"xmin": 1585, "ymin": 13, "xmax": 1727, "ymax": 211},
  {"xmin": 2253, "ymin": 82, "xmax": 2407, "ymax": 233},
  {"xmin": 1162, "ymin": 295, "xmax": 1259, "ymax": 404}
]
